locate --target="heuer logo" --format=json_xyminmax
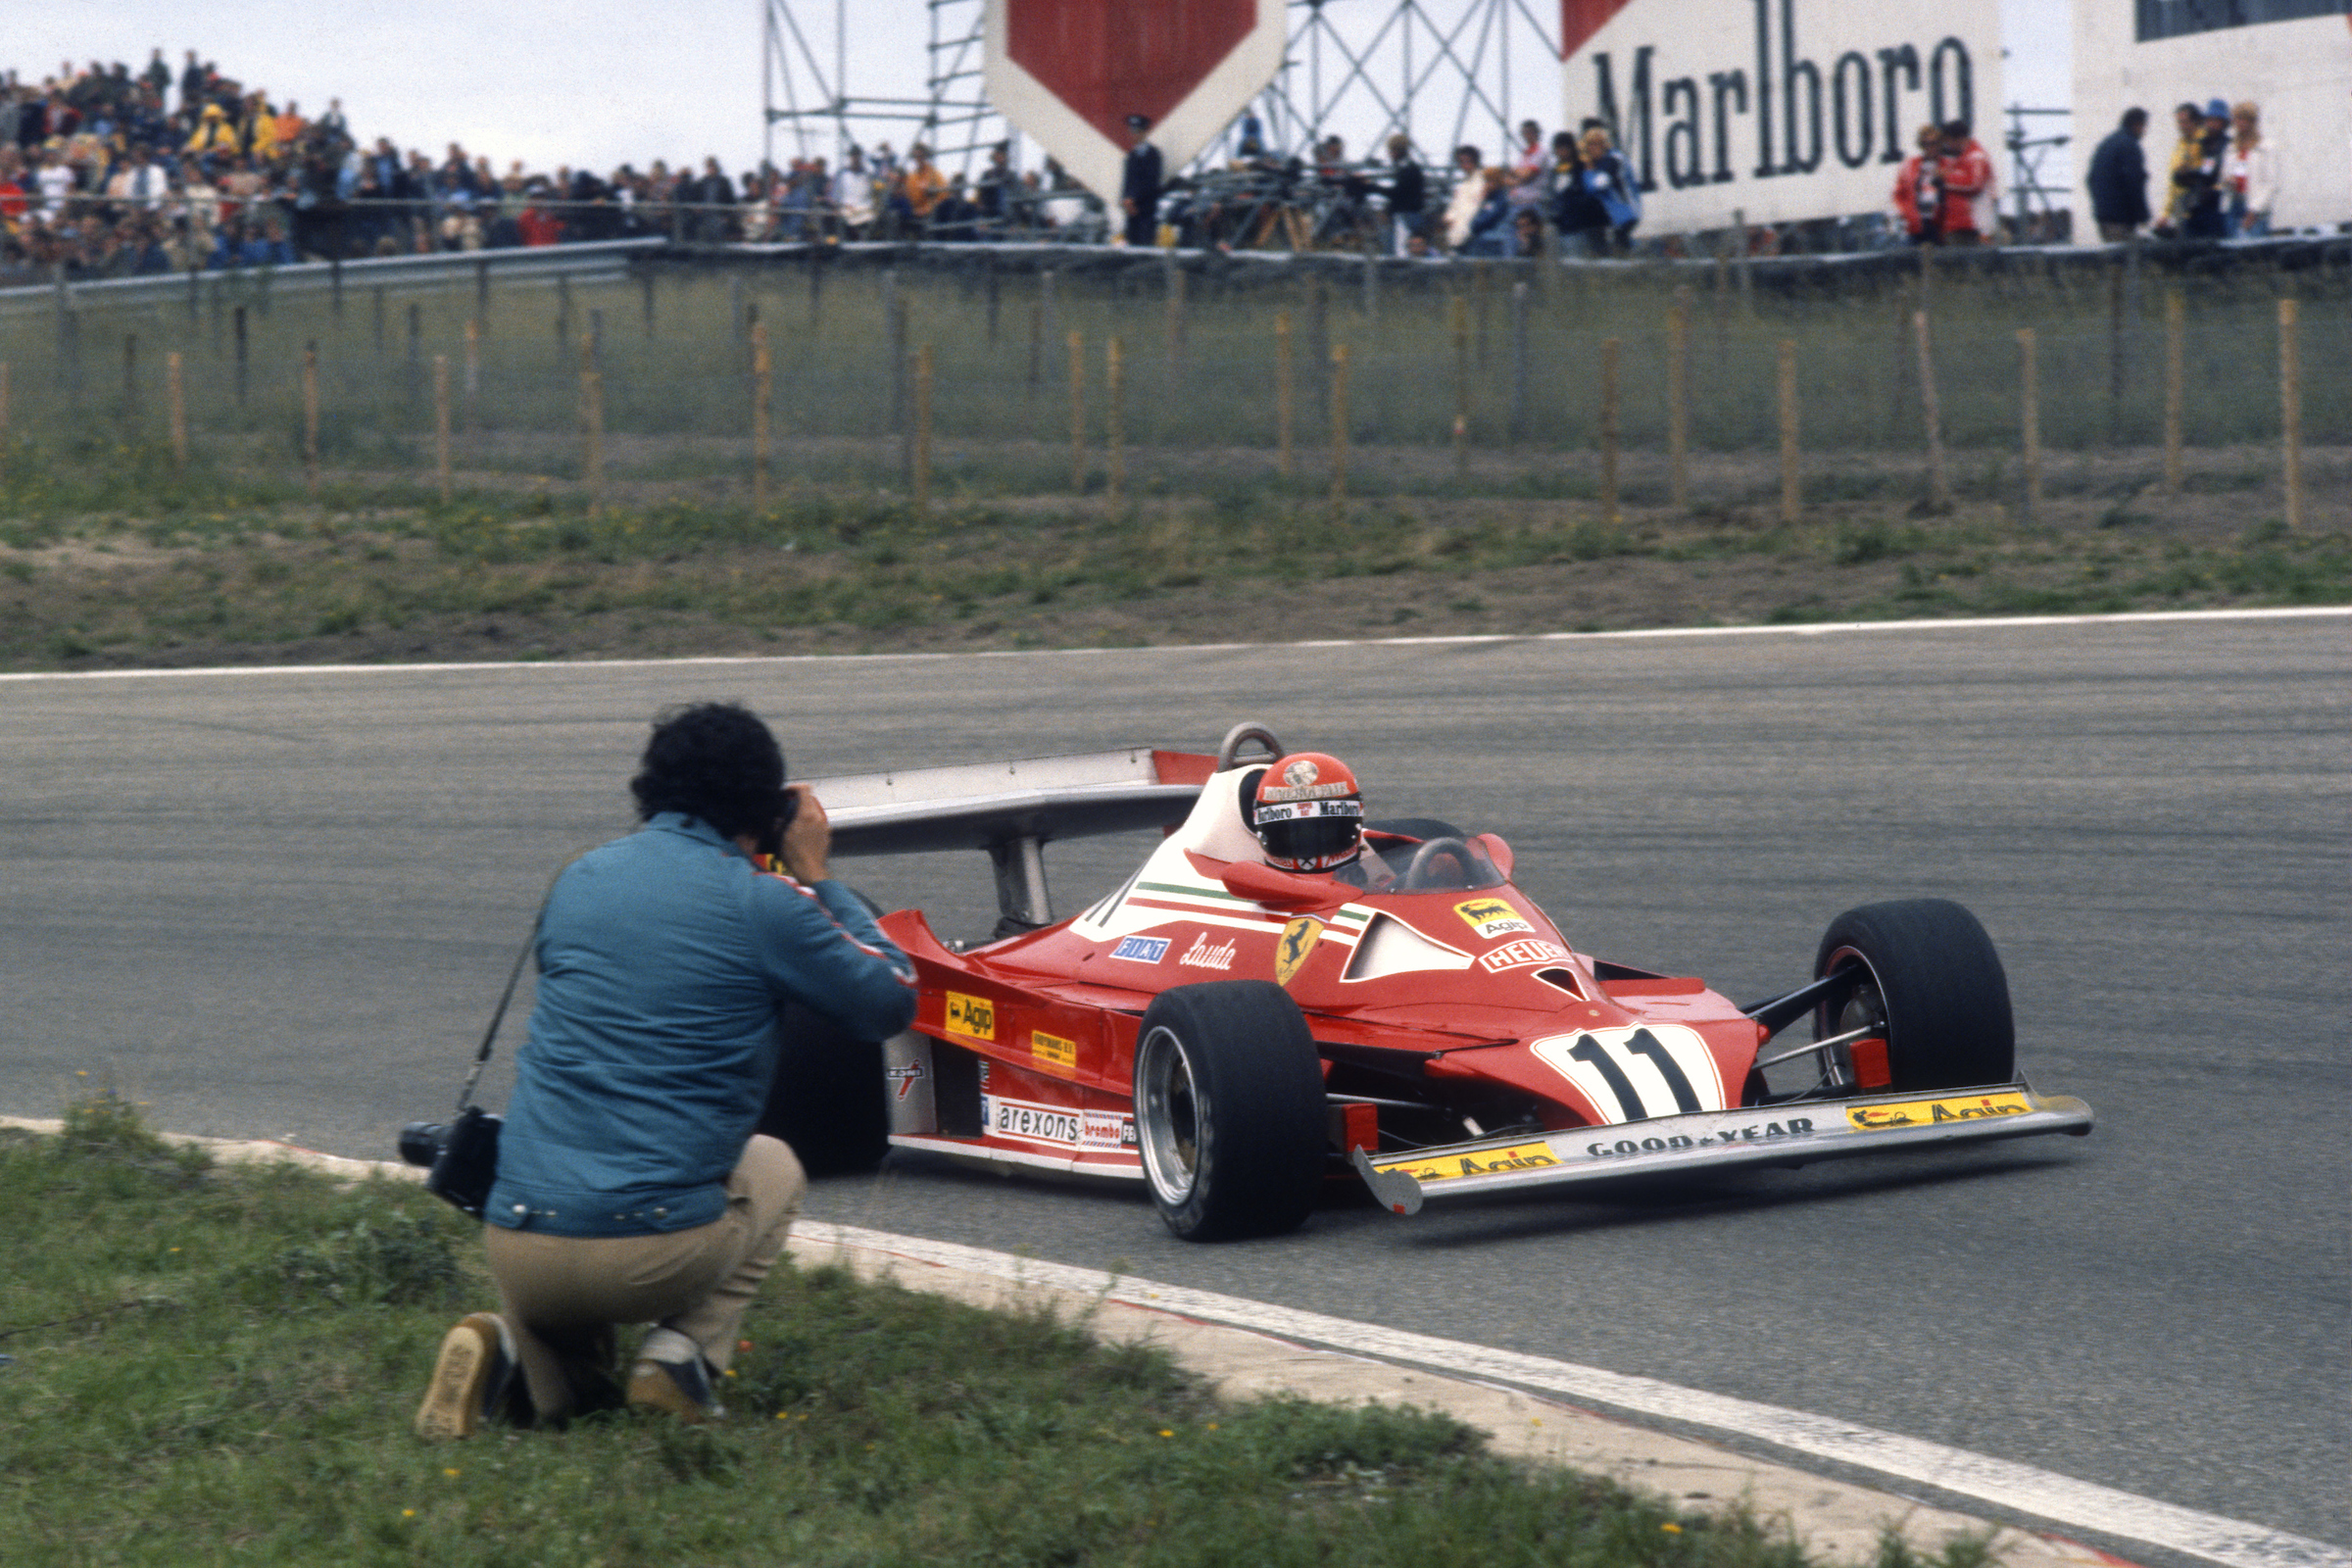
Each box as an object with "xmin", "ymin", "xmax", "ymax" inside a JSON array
[
  {"xmin": 944, "ymin": 992, "xmax": 995, "ymax": 1041},
  {"xmin": 1454, "ymin": 898, "xmax": 1536, "ymax": 941},
  {"xmin": 1479, "ymin": 938, "xmax": 1571, "ymax": 973},
  {"xmin": 1847, "ymin": 1093, "xmax": 2032, "ymax": 1131},
  {"xmin": 884, "ymin": 1060, "xmax": 927, "ymax": 1101},
  {"xmin": 1110, "ymin": 935, "xmax": 1171, "ymax": 963},
  {"xmin": 1179, "ymin": 934, "xmax": 1237, "ymax": 970}
]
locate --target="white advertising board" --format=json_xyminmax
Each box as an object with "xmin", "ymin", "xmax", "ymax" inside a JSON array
[{"xmin": 1560, "ymin": 0, "xmax": 2005, "ymax": 233}]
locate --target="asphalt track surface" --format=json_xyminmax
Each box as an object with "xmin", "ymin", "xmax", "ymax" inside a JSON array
[{"xmin": 2, "ymin": 612, "xmax": 2344, "ymax": 1549}]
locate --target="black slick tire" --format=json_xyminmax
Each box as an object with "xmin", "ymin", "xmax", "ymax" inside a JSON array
[
  {"xmin": 1132, "ymin": 981, "xmax": 1326, "ymax": 1242},
  {"xmin": 1813, "ymin": 899, "xmax": 2015, "ymax": 1092}
]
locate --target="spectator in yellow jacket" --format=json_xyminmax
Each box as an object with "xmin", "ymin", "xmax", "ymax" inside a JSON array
[{"xmin": 183, "ymin": 102, "xmax": 240, "ymax": 155}]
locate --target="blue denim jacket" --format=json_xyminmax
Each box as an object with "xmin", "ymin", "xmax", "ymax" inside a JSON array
[{"xmin": 485, "ymin": 813, "xmax": 916, "ymax": 1237}]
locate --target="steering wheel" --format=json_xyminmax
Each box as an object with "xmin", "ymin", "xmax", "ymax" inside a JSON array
[
  {"xmin": 1397, "ymin": 836, "xmax": 1478, "ymax": 891},
  {"xmin": 1214, "ymin": 722, "xmax": 1287, "ymax": 772}
]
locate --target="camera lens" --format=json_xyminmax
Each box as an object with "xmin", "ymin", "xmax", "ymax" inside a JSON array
[{"xmin": 398, "ymin": 1121, "xmax": 446, "ymax": 1168}]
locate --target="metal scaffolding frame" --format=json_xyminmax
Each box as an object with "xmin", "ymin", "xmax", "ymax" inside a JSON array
[{"xmin": 762, "ymin": 0, "xmax": 1566, "ymax": 175}]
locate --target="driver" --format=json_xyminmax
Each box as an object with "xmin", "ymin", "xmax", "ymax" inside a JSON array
[{"xmin": 1251, "ymin": 753, "xmax": 1393, "ymax": 889}]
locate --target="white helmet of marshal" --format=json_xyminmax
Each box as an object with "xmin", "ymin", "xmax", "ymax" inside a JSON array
[{"xmin": 1251, "ymin": 752, "xmax": 1365, "ymax": 873}]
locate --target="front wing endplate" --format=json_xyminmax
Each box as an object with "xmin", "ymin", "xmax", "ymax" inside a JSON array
[{"xmin": 1353, "ymin": 1085, "xmax": 2092, "ymax": 1216}]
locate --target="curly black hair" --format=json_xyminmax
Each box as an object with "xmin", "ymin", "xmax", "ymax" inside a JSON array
[{"xmin": 629, "ymin": 702, "xmax": 786, "ymax": 842}]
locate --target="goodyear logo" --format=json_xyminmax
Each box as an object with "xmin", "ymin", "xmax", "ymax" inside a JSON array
[
  {"xmin": 1275, "ymin": 915, "xmax": 1324, "ymax": 987},
  {"xmin": 1455, "ymin": 898, "xmax": 1535, "ymax": 941},
  {"xmin": 1031, "ymin": 1030, "xmax": 1077, "ymax": 1077},
  {"xmin": 944, "ymin": 992, "xmax": 996, "ymax": 1042},
  {"xmin": 1374, "ymin": 1142, "xmax": 1558, "ymax": 1183},
  {"xmin": 1846, "ymin": 1092, "xmax": 2033, "ymax": 1131}
]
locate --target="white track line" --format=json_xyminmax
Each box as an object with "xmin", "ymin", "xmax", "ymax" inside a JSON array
[
  {"xmin": 0, "ymin": 606, "xmax": 2341, "ymax": 683},
  {"xmin": 799, "ymin": 1220, "xmax": 2348, "ymax": 1568}
]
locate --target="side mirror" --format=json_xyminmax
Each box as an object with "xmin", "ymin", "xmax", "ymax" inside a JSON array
[
  {"xmin": 1218, "ymin": 858, "xmax": 1348, "ymax": 913},
  {"xmin": 1473, "ymin": 832, "xmax": 1514, "ymax": 879}
]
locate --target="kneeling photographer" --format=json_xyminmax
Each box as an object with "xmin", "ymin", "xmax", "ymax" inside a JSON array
[{"xmin": 415, "ymin": 702, "xmax": 916, "ymax": 1439}]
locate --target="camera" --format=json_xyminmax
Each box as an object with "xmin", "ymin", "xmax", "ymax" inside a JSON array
[{"xmin": 398, "ymin": 1115, "xmax": 499, "ymax": 1168}]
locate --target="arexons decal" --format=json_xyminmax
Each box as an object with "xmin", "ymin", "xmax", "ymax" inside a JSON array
[
  {"xmin": 1110, "ymin": 935, "xmax": 1171, "ymax": 963},
  {"xmin": 982, "ymin": 1096, "xmax": 1084, "ymax": 1148}
]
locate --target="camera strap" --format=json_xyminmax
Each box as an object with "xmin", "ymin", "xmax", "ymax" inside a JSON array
[{"xmin": 454, "ymin": 906, "xmax": 545, "ymax": 1116}]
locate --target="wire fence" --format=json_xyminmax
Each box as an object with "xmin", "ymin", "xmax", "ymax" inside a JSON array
[{"xmin": 0, "ymin": 243, "xmax": 2343, "ymax": 523}]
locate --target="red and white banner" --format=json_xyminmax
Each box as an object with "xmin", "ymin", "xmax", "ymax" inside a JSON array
[
  {"xmin": 984, "ymin": 0, "xmax": 1286, "ymax": 207},
  {"xmin": 1560, "ymin": 0, "xmax": 2003, "ymax": 233}
]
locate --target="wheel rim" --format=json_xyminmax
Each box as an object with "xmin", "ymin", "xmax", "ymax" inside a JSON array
[
  {"xmin": 1136, "ymin": 1025, "xmax": 1204, "ymax": 1207},
  {"xmin": 1821, "ymin": 948, "xmax": 1889, "ymax": 1085}
]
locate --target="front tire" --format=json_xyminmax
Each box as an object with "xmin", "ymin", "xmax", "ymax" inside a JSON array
[
  {"xmin": 1814, "ymin": 899, "xmax": 2015, "ymax": 1092},
  {"xmin": 1132, "ymin": 982, "xmax": 1326, "ymax": 1242}
]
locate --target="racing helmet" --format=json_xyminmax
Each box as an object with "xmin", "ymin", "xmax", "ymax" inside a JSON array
[{"xmin": 1251, "ymin": 752, "xmax": 1364, "ymax": 872}]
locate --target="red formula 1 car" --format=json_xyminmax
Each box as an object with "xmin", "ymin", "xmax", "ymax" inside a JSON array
[{"xmin": 764, "ymin": 724, "xmax": 2093, "ymax": 1241}]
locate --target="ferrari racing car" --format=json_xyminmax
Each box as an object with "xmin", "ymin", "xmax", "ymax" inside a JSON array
[{"xmin": 759, "ymin": 724, "xmax": 2093, "ymax": 1241}]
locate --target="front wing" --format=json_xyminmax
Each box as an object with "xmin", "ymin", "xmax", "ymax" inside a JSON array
[{"xmin": 1352, "ymin": 1085, "xmax": 2092, "ymax": 1216}]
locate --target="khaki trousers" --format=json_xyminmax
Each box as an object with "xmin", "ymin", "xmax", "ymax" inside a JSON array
[{"xmin": 482, "ymin": 1134, "xmax": 806, "ymax": 1419}]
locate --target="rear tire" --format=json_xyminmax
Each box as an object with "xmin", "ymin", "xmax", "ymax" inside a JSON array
[
  {"xmin": 1813, "ymin": 899, "xmax": 2014, "ymax": 1092},
  {"xmin": 759, "ymin": 1000, "xmax": 890, "ymax": 1176},
  {"xmin": 1132, "ymin": 982, "xmax": 1326, "ymax": 1242}
]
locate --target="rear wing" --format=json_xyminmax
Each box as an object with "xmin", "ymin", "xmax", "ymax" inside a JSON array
[
  {"xmin": 802, "ymin": 746, "xmax": 1217, "ymax": 930},
  {"xmin": 798, "ymin": 723, "xmax": 1290, "ymax": 934}
]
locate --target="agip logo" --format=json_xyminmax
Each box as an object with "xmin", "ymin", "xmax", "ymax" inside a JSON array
[
  {"xmin": 1454, "ymin": 898, "xmax": 1535, "ymax": 941},
  {"xmin": 944, "ymin": 992, "xmax": 996, "ymax": 1042}
]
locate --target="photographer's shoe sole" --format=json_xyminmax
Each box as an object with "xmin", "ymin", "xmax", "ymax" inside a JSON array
[
  {"xmin": 625, "ymin": 1358, "xmax": 722, "ymax": 1425},
  {"xmin": 415, "ymin": 1313, "xmax": 505, "ymax": 1441}
]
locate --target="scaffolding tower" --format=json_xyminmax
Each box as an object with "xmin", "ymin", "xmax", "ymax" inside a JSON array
[{"xmin": 762, "ymin": 0, "xmax": 1565, "ymax": 175}]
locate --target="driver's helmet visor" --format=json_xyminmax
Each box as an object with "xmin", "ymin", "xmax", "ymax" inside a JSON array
[{"xmin": 1255, "ymin": 797, "xmax": 1362, "ymax": 867}]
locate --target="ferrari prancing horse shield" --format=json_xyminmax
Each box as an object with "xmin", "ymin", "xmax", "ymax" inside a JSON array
[{"xmin": 1275, "ymin": 915, "xmax": 1323, "ymax": 987}]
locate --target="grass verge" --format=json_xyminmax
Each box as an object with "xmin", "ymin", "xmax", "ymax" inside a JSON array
[
  {"xmin": 3, "ymin": 439, "xmax": 2342, "ymax": 671},
  {"xmin": 0, "ymin": 1096, "xmax": 2013, "ymax": 1568}
]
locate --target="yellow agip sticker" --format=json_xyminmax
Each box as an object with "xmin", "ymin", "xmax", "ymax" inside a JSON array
[
  {"xmin": 1030, "ymin": 1030, "xmax": 1078, "ymax": 1077},
  {"xmin": 1373, "ymin": 1142, "xmax": 1559, "ymax": 1182},
  {"xmin": 1274, "ymin": 916, "xmax": 1324, "ymax": 987},
  {"xmin": 1454, "ymin": 897, "xmax": 1535, "ymax": 941},
  {"xmin": 1845, "ymin": 1091, "xmax": 2032, "ymax": 1131},
  {"xmin": 943, "ymin": 992, "xmax": 996, "ymax": 1042}
]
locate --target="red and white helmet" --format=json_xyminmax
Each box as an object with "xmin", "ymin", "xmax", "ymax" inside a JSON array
[{"xmin": 1252, "ymin": 753, "xmax": 1364, "ymax": 872}]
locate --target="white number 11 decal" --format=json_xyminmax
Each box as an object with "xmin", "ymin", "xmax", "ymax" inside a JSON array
[{"xmin": 1531, "ymin": 1024, "xmax": 1729, "ymax": 1124}]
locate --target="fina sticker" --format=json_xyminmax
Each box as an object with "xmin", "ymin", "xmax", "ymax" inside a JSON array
[
  {"xmin": 1110, "ymin": 935, "xmax": 1171, "ymax": 963},
  {"xmin": 1374, "ymin": 1142, "xmax": 1558, "ymax": 1182},
  {"xmin": 1274, "ymin": 916, "xmax": 1324, "ymax": 987},
  {"xmin": 1846, "ymin": 1092, "xmax": 2033, "ymax": 1131},
  {"xmin": 1030, "ymin": 1030, "xmax": 1078, "ymax": 1078},
  {"xmin": 943, "ymin": 992, "xmax": 996, "ymax": 1042},
  {"xmin": 1454, "ymin": 897, "xmax": 1535, "ymax": 941}
]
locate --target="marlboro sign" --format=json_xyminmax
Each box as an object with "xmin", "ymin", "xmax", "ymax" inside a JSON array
[
  {"xmin": 985, "ymin": 0, "xmax": 1286, "ymax": 206},
  {"xmin": 1561, "ymin": 0, "xmax": 2002, "ymax": 232}
]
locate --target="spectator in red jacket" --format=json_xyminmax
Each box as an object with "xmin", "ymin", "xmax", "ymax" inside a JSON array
[
  {"xmin": 515, "ymin": 187, "xmax": 564, "ymax": 246},
  {"xmin": 1935, "ymin": 120, "xmax": 1995, "ymax": 244},
  {"xmin": 1891, "ymin": 123, "xmax": 1942, "ymax": 243}
]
